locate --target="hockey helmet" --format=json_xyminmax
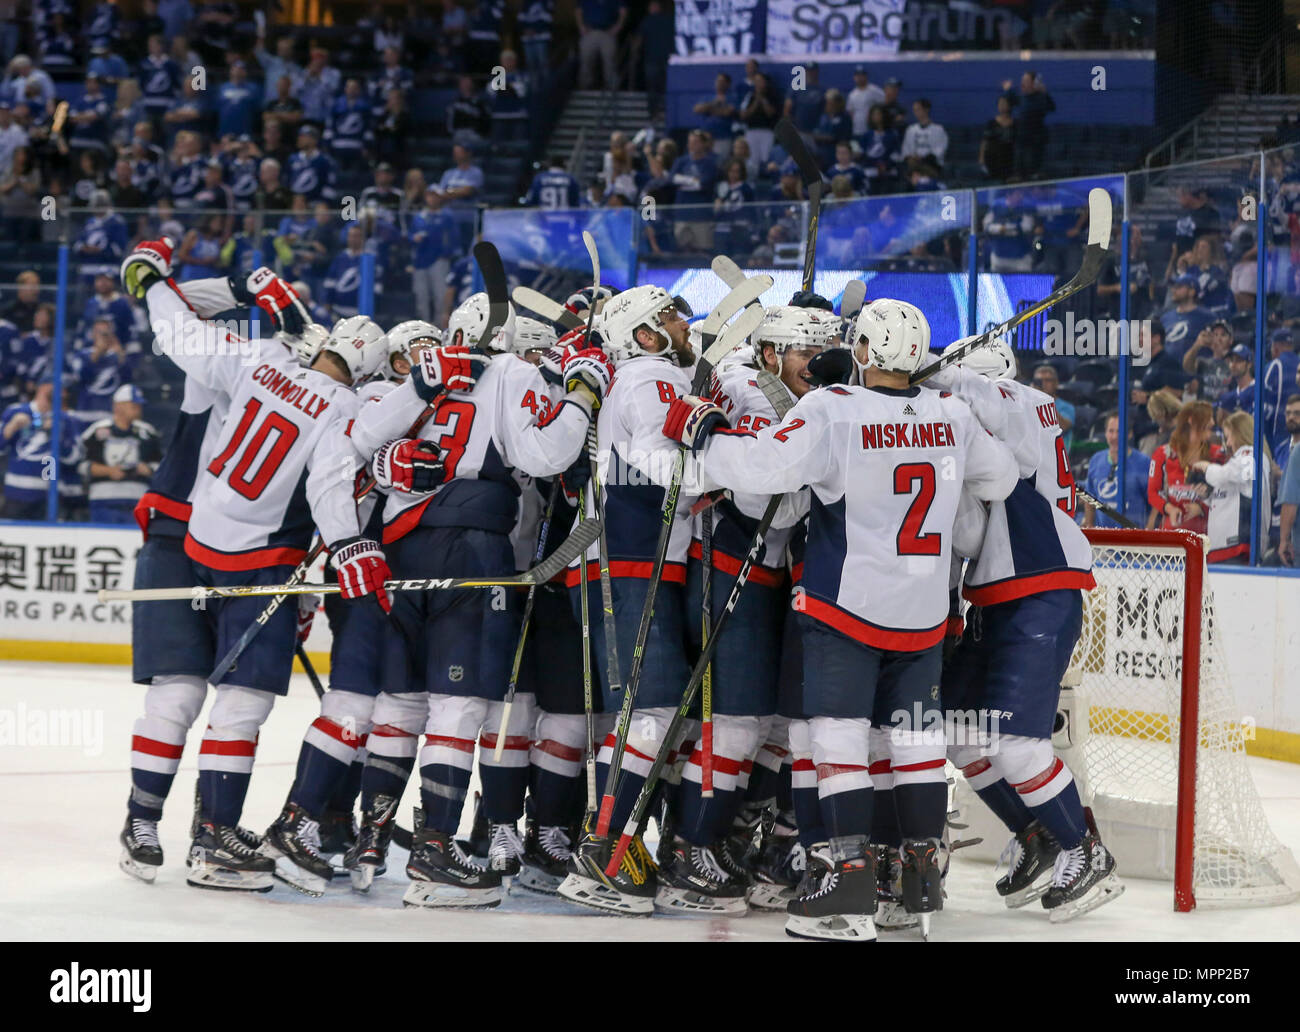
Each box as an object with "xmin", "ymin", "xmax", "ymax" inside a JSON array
[
  {"xmin": 512, "ymin": 316, "xmax": 559, "ymax": 357},
  {"xmin": 446, "ymin": 291, "xmax": 516, "ymax": 353},
  {"xmin": 385, "ymin": 319, "xmax": 442, "ymax": 381},
  {"xmin": 599, "ymin": 284, "xmax": 680, "ymax": 362},
  {"xmin": 752, "ymin": 305, "xmax": 840, "ymax": 372},
  {"xmin": 943, "ymin": 334, "xmax": 1017, "ymax": 381},
  {"xmin": 324, "ymin": 315, "xmax": 388, "ymax": 383},
  {"xmin": 851, "ymin": 299, "xmax": 931, "ymax": 376}
]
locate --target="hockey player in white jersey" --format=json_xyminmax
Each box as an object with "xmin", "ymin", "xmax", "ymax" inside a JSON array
[
  {"xmin": 661, "ymin": 299, "xmax": 1019, "ymax": 940},
  {"xmin": 929, "ymin": 335, "xmax": 1123, "ymax": 922},
  {"xmin": 121, "ymin": 239, "xmax": 391, "ymax": 892},
  {"xmin": 679, "ymin": 304, "xmax": 833, "ymax": 908},
  {"xmin": 348, "ymin": 292, "xmax": 610, "ymax": 909},
  {"xmin": 556, "ymin": 284, "xmax": 716, "ymax": 916}
]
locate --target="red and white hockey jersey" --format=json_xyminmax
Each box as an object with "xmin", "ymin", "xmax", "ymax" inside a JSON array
[
  {"xmin": 697, "ymin": 366, "xmax": 810, "ymax": 586},
  {"xmin": 1204, "ymin": 446, "xmax": 1268, "ymax": 562},
  {"xmin": 929, "ymin": 367, "xmax": 1096, "ymax": 605},
  {"xmin": 694, "ymin": 383, "xmax": 1019, "ymax": 651},
  {"xmin": 348, "ymin": 352, "xmax": 588, "ymax": 543},
  {"xmin": 143, "ymin": 279, "xmax": 362, "ymax": 570},
  {"xmin": 570, "ymin": 352, "xmax": 707, "ymax": 587}
]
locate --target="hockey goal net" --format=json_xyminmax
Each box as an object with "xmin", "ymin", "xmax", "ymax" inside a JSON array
[{"xmin": 1065, "ymin": 528, "xmax": 1300, "ymax": 910}]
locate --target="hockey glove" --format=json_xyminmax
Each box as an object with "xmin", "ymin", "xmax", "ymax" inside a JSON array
[
  {"xmin": 330, "ymin": 537, "xmax": 393, "ymax": 613},
  {"xmin": 559, "ymin": 451, "xmax": 591, "ymax": 499},
  {"xmin": 562, "ymin": 347, "xmax": 615, "ymax": 417},
  {"xmin": 557, "ymin": 322, "xmax": 606, "ymax": 353},
  {"xmin": 230, "ymin": 267, "xmax": 310, "ymax": 337},
  {"xmin": 805, "ymin": 347, "xmax": 855, "ymax": 387},
  {"xmin": 296, "ymin": 594, "xmax": 321, "ymax": 643},
  {"xmin": 790, "ymin": 289, "xmax": 834, "ymax": 312},
  {"xmin": 121, "ymin": 237, "xmax": 175, "ymax": 299},
  {"xmin": 371, "ymin": 437, "xmax": 447, "ymax": 494},
  {"xmin": 412, "ymin": 345, "xmax": 488, "ymax": 401},
  {"xmin": 662, "ymin": 394, "xmax": 729, "ymax": 453}
]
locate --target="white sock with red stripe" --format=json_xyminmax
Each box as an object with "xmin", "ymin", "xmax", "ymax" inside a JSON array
[
  {"xmin": 197, "ymin": 685, "xmax": 275, "ymax": 827},
  {"xmin": 809, "ymin": 716, "xmax": 874, "ymax": 842},
  {"xmin": 129, "ymin": 675, "xmax": 207, "ymax": 820},
  {"xmin": 677, "ymin": 713, "xmax": 760, "ymax": 844},
  {"xmin": 594, "ymin": 707, "xmax": 673, "ymax": 836},
  {"xmin": 478, "ymin": 696, "xmax": 535, "ymax": 823},
  {"xmin": 289, "ymin": 690, "xmax": 374, "ymax": 816},
  {"xmin": 991, "ymin": 735, "xmax": 1087, "ymax": 849}
]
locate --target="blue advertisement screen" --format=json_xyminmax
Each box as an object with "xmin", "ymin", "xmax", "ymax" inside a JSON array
[{"xmin": 637, "ymin": 267, "xmax": 1056, "ymax": 350}]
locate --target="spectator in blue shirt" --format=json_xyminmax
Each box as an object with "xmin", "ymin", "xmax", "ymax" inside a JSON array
[
  {"xmin": 518, "ymin": 0, "xmax": 555, "ymax": 89},
  {"xmin": 436, "ymin": 143, "xmax": 485, "ymax": 209},
  {"xmin": 216, "ymin": 60, "xmax": 261, "ymax": 139},
  {"xmin": 297, "ymin": 47, "xmax": 342, "ymax": 127},
  {"xmin": 69, "ymin": 75, "xmax": 112, "ymax": 153},
  {"xmin": 526, "ymin": 160, "xmax": 581, "ymax": 209},
  {"xmin": 577, "ymin": 0, "xmax": 626, "ymax": 90},
  {"xmin": 2, "ymin": 377, "xmax": 80, "ymax": 520},
  {"xmin": 80, "ymin": 273, "xmax": 137, "ymax": 346},
  {"xmin": 1082, "ymin": 411, "xmax": 1150, "ymax": 528},
  {"xmin": 813, "ymin": 89, "xmax": 853, "ymax": 169},
  {"xmin": 1216, "ymin": 344, "xmax": 1256, "ymax": 417},
  {"xmin": 369, "ymin": 46, "xmax": 413, "ymax": 112},
  {"xmin": 72, "ymin": 318, "xmax": 131, "ymax": 420},
  {"xmin": 325, "ymin": 78, "xmax": 374, "ymax": 171},
  {"xmin": 89, "ymin": 45, "xmax": 130, "ymax": 103},
  {"xmin": 669, "ymin": 129, "xmax": 718, "ymax": 251},
  {"xmin": 285, "ymin": 124, "xmax": 338, "ymax": 201},
  {"xmin": 409, "ymin": 188, "xmax": 458, "ymax": 326},
  {"xmin": 827, "ymin": 141, "xmax": 867, "ymax": 196},
  {"xmin": 1263, "ymin": 326, "xmax": 1300, "ymax": 455},
  {"xmin": 1276, "ymin": 395, "xmax": 1300, "ymax": 565},
  {"xmin": 1160, "ymin": 272, "xmax": 1214, "ymax": 360},
  {"xmin": 162, "ymin": 77, "xmax": 207, "ymax": 143},
  {"xmin": 783, "ymin": 61, "xmax": 824, "ymax": 140},
  {"xmin": 324, "ymin": 224, "xmax": 378, "ymax": 320},
  {"xmin": 693, "ymin": 74, "xmax": 737, "ymax": 161}
]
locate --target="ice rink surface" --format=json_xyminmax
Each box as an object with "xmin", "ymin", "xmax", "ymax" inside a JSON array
[{"xmin": 3, "ymin": 662, "xmax": 1298, "ymax": 942}]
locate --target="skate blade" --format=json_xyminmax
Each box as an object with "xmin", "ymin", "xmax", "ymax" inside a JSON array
[
  {"xmin": 874, "ymin": 901, "xmax": 919, "ymax": 930},
  {"xmin": 513, "ymin": 864, "xmax": 564, "ymax": 896},
  {"xmin": 269, "ymin": 855, "xmax": 328, "ymax": 897},
  {"xmin": 349, "ymin": 862, "xmax": 378, "ymax": 893},
  {"xmin": 557, "ymin": 874, "xmax": 653, "ymax": 916},
  {"xmin": 1047, "ymin": 873, "xmax": 1125, "ymax": 923},
  {"xmin": 402, "ymin": 879, "xmax": 503, "ymax": 910},
  {"xmin": 919, "ymin": 911, "xmax": 931, "ymax": 940},
  {"xmin": 746, "ymin": 882, "xmax": 794, "ymax": 912},
  {"xmin": 185, "ymin": 862, "xmax": 274, "ymax": 893},
  {"xmin": 654, "ymin": 885, "xmax": 748, "ymax": 916},
  {"xmin": 1000, "ymin": 871, "xmax": 1053, "ymax": 909},
  {"xmin": 119, "ymin": 850, "xmax": 159, "ymax": 884},
  {"xmin": 784, "ymin": 912, "xmax": 877, "ymax": 942}
]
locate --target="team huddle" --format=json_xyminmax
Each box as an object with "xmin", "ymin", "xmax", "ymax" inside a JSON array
[{"xmin": 114, "ymin": 235, "xmax": 1124, "ymax": 941}]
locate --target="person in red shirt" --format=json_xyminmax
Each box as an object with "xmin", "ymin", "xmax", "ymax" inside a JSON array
[{"xmin": 1147, "ymin": 399, "xmax": 1223, "ymax": 533}]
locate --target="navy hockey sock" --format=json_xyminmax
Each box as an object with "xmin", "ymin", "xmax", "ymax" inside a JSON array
[
  {"xmin": 290, "ymin": 718, "xmax": 359, "ymax": 815},
  {"xmin": 893, "ymin": 782, "xmax": 947, "ymax": 841},
  {"xmin": 327, "ymin": 756, "xmax": 365, "ymax": 813},
  {"xmin": 791, "ymin": 756, "xmax": 826, "ymax": 848},
  {"xmin": 818, "ymin": 784, "xmax": 873, "ymax": 845},
  {"xmin": 959, "ymin": 755, "xmax": 1033, "ymax": 834},
  {"xmin": 870, "ymin": 785, "xmax": 900, "ymax": 845},
  {"xmin": 529, "ymin": 742, "xmax": 584, "ymax": 827},
  {"xmin": 478, "ymin": 728, "xmax": 530, "ymax": 822},
  {"xmin": 418, "ymin": 732, "xmax": 475, "ymax": 834},
  {"xmin": 1023, "ymin": 778, "xmax": 1087, "ymax": 850},
  {"xmin": 775, "ymin": 760, "xmax": 793, "ymax": 813},
  {"xmin": 361, "ymin": 725, "xmax": 417, "ymax": 810}
]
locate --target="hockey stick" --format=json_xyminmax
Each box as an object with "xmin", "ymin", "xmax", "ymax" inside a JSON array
[
  {"xmin": 1076, "ymin": 485, "xmax": 1140, "ymax": 530},
  {"xmin": 840, "ymin": 279, "xmax": 867, "ymax": 341},
  {"xmin": 577, "ymin": 496, "xmax": 599, "ymax": 816},
  {"xmin": 512, "ymin": 286, "xmax": 584, "ymax": 330},
  {"xmin": 910, "ymin": 188, "xmax": 1112, "ymax": 385},
  {"xmin": 774, "ymin": 117, "xmax": 825, "ymax": 294},
  {"xmin": 494, "ymin": 486, "xmax": 557, "ymax": 761},
  {"xmin": 100, "ymin": 518, "xmax": 602, "ymax": 602},
  {"xmin": 580, "ymin": 232, "xmax": 625, "ymax": 702},
  {"xmin": 297, "ymin": 643, "xmax": 325, "ymax": 698},
  {"xmin": 593, "ymin": 299, "xmax": 767, "ymax": 837}
]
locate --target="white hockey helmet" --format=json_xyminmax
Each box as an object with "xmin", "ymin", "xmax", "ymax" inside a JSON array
[
  {"xmin": 943, "ymin": 334, "xmax": 1017, "ymax": 381},
  {"xmin": 324, "ymin": 315, "xmax": 388, "ymax": 383},
  {"xmin": 385, "ymin": 319, "xmax": 441, "ymax": 381},
  {"xmin": 753, "ymin": 305, "xmax": 840, "ymax": 372},
  {"xmin": 599, "ymin": 284, "xmax": 678, "ymax": 362},
  {"xmin": 446, "ymin": 291, "xmax": 516, "ymax": 352},
  {"xmin": 512, "ymin": 315, "xmax": 558, "ymax": 356},
  {"xmin": 280, "ymin": 321, "xmax": 329, "ymax": 367},
  {"xmin": 851, "ymin": 298, "xmax": 931, "ymax": 375}
]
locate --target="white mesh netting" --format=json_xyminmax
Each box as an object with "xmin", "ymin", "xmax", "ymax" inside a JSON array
[{"xmin": 1073, "ymin": 535, "xmax": 1300, "ymax": 907}]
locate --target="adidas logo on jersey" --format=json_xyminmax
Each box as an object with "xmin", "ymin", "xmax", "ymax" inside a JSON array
[{"xmin": 903, "ymin": 404, "xmax": 916, "ymax": 415}]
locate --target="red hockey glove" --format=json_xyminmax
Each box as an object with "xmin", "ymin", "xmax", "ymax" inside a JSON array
[
  {"xmin": 412, "ymin": 345, "xmax": 488, "ymax": 401},
  {"xmin": 662, "ymin": 395, "xmax": 729, "ymax": 453},
  {"xmin": 371, "ymin": 437, "xmax": 446, "ymax": 494},
  {"xmin": 330, "ymin": 537, "xmax": 392, "ymax": 613},
  {"xmin": 232, "ymin": 267, "xmax": 310, "ymax": 337},
  {"xmin": 121, "ymin": 237, "xmax": 175, "ymax": 299}
]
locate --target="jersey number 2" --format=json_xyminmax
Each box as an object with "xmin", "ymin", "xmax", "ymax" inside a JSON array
[
  {"xmin": 206, "ymin": 397, "xmax": 300, "ymax": 501},
  {"xmin": 894, "ymin": 462, "xmax": 941, "ymax": 556}
]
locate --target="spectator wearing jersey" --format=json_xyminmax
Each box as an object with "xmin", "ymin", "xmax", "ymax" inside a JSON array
[
  {"xmin": 739, "ymin": 70, "xmax": 780, "ymax": 166},
  {"xmin": 466, "ymin": 0, "xmax": 506, "ymax": 73},
  {"xmin": 518, "ymin": 0, "xmax": 555, "ymax": 88},
  {"xmin": 827, "ymin": 141, "xmax": 867, "ymax": 196},
  {"xmin": 324, "ymin": 223, "xmax": 375, "ymax": 319},
  {"xmin": 446, "ymin": 74, "xmax": 490, "ymax": 148},
  {"xmin": 2, "ymin": 377, "xmax": 73, "ymax": 519},
  {"xmin": 80, "ymin": 273, "xmax": 137, "ymax": 347},
  {"xmin": 297, "ymin": 47, "xmax": 342, "ymax": 128},
  {"xmin": 693, "ymin": 74, "xmax": 738, "ymax": 161},
  {"xmin": 192, "ymin": 160, "xmax": 235, "ymax": 223},
  {"xmin": 577, "ymin": 0, "xmax": 626, "ymax": 91},
  {"xmin": 72, "ymin": 318, "xmax": 131, "ymax": 421},
  {"xmin": 1182, "ymin": 320, "xmax": 1234, "ymax": 403},
  {"xmin": 443, "ymin": 251, "xmax": 478, "ymax": 318},
  {"xmin": 857, "ymin": 104, "xmax": 900, "ymax": 192},
  {"xmin": 1276, "ymin": 396, "xmax": 1300, "ymax": 565},
  {"xmin": 69, "ymin": 74, "xmax": 113, "ymax": 154},
  {"xmin": 813, "ymin": 88, "xmax": 852, "ymax": 169},
  {"xmin": 1082, "ymin": 411, "xmax": 1150, "ymax": 528},
  {"xmin": 74, "ymin": 202, "xmax": 130, "ymax": 283},
  {"xmin": 409, "ymin": 186, "xmax": 457, "ymax": 326},
  {"xmin": 285, "ymin": 124, "xmax": 337, "ymax": 201},
  {"xmin": 1262, "ymin": 326, "xmax": 1300, "ymax": 455},
  {"xmin": 1147, "ymin": 399, "xmax": 1222, "ymax": 532},
  {"xmin": 82, "ymin": 384, "xmax": 160, "ymax": 524},
  {"xmin": 1172, "ymin": 185, "xmax": 1221, "ymax": 251},
  {"xmin": 1159, "ymin": 272, "xmax": 1214, "ymax": 360},
  {"xmin": 900, "ymin": 98, "xmax": 947, "ymax": 170},
  {"xmin": 845, "ymin": 65, "xmax": 884, "ymax": 137},
  {"xmin": 1178, "ymin": 234, "xmax": 1233, "ymax": 315},
  {"xmin": 324, "ymin": 77, "xmax": 374, "ymax": 172},
  {"xmin": 526, "ymin": 159, "xmax": 581, "ymax": 209},
  {"xmin": 359, "ymin": 162, "xmax": 402, "ymax": 225},
  {"xmin": 1190, "ymin": 411, "xmax": 1271, "ymax": 564},
  {"xmin": 670, "ymin": 129, "xmax": 718, "ymax": 252},
  {"xmin": 983, "ymin": 187, "xmax": 1035, "ymax": 273},
  {"xmin": 220, "ymin": 135, "xmax": 260, "ymax": 210},
  {"xmin": 162, "ymin": 76, "xmax": 207, "ymax": 143}
]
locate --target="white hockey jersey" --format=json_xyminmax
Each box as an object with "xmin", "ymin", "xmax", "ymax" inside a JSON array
[
  {"xmin": 571, "ymin": 352, "xmax": 707, "ymax": 587},
  {"xmin": 1204, "ymin": 446, "xmax": 1269, "ymax": 563},
  {"xmin": 699, "ymin": 366, "xmax": 810, "ymax": 585},
  {"xmin": 694, "ymin": 383, "xmax": 1019, "ymax": 651},
  {"xmin": 143, "ymin": 279, "xmax": 361, "ymax": 569},
  {"xmin": 928, "ymin": 367, "xmax": 1096, "ymax": 606},
  {"xmin": 348, "ymin": 352, "xmax": 587, "ymax": 543}
]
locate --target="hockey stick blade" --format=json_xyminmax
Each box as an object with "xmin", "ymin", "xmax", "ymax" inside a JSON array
[
  {"xmin": 512, "ymin": 286, "xmax": 583, "ymax": 330},
  {"xmin": 698, "ymin": 303, "xmax": 766, "ymax": 387},
  {"xmin": 473, "ymin": 241, "xmax": 510, "ymax": 342},
  {"xmin": 910, "ymin": 187, "xmax": 1112, "ymax": 385},
  {"xmin": 101, "ymin": 520, "xmax": 602, "ymax": 602},
  {"xmin": 841, "ymin": 279, "xmax": 867, "ymax": 319},
  {"xmin": 697, "ymin": 274, "xmax": 772, "ymax": 347},
  {"xmin": 774, "ymin": 117, "xmax": 821, "ymax": 186}
]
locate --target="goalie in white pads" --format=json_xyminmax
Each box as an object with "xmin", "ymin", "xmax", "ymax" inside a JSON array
[
  {"xmin": 661, "ymin": 299, "xmax": 1019, "ymax": 941},
  {"xmin": 929, "ymin": 335, "xmax": 1124, "ymax": 922}
]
